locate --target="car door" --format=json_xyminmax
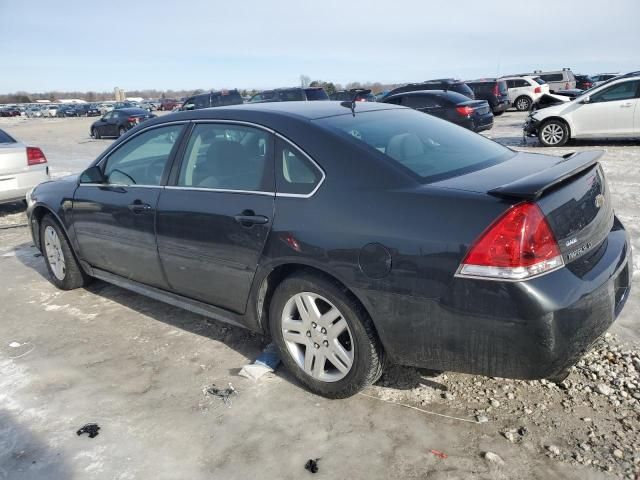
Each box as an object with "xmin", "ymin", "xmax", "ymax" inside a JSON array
[
  {"xmin": 96, "ymin": 112, "xmax": 113, "ymax": 136},
  {"xmin": 72, "ymin": 123, "xmax": 186, "ymax": 288},
  {"xmin": 570, "ymin": 80, "xmax": 640, "ymax": 137},
  {"xmin": 156, "ymin": 122, "xmax": 275, "ymax": 314}
]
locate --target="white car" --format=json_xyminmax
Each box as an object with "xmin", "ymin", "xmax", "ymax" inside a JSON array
[
  {"xmin": 99, "ymin": 104, "xmax": 115, "ymax": 114},
  {"xmin": 524, "ymin": 72, "xmax": 640, "ymax": 147},
  {"xmin": 502, "ymin": 75, "xmax": 550, "ymax": 111},
  {"xmin": 41, "ymin": 105, "xmax": 59, "ymax": 118},
  {"xmin": 0, "ymin": 128, "xmax": 50, "ymax": 204}
]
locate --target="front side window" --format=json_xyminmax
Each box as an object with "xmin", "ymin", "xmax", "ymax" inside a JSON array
[
  {"xmin": 317, "ymin": 109, "xmax": 514, "ymax": 183},
  {"xmin": 103, "ymin": 125, "xmax": 183, "ymax": 185},
  {"xmin": 275, "ymin": 139, "xmax": 323, "ymax": 195},
  {"xmin": 177, "ymin": 123, "xmax": 273, "ymax": 192},
  {"xmin": 590, "ymin": 81, "xmax": 640, "ymax": 103}
]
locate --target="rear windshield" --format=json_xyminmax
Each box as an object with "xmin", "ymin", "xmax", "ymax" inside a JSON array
[
  {"xmin": 305, "ymin": 88, "xmax": 329, "ymax": 101},
  {"xmin": 453, "ymin": 83, "xmax": 474, "ymax": 98},
  {"xmin": 0, "ymin": 129, "xmax": 16, "ymax": 143},
  {"xmin": 531, "ymin": 77, "xmax": 546, "ymax": 84},
  {"xmin": 316, "ymin": 109, "xmax": 514, "ymax": 182}
]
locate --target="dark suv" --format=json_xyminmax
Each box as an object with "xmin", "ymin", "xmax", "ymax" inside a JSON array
[
  {"xmin": 329, "ymin": 89, "xmax": 376, "ymax": 102},
  {"xmin": 465, "ymin": 79, "xmax": 510, "ymax": 115},
  {"xmin": 382, "ymin": 79, "xmax": 475, "ymax": 100},
  {"xmin": 181, "ymin": 90, "xmax": 244, "ymax": 111},
  {"xmin": 249, "ymin": 87, "xmax": 329, "ymax": 103}
]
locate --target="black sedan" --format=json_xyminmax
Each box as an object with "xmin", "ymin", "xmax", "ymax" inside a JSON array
[
  {"xmin": 90, "ymin": 108, "xmax": 155, "ymax": 139},
  {"xmin": 26, "ymin": 102, "xmax": 631, "ymax": 398},
  {"xmin": 381, "ymin": 90, "xmax": 494, "ymax": 132}
]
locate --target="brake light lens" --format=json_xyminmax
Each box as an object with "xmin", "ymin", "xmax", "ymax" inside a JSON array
[
  {"xmin": 493, "ymin": 84, "xmax": 500, "ymax": 96},
  {"xmin": 534, "ymin": 86, "xmax": 542, "ymax": 94},
  {"xmin": 26, "ymin": 147, "xmax": 47, "ymax": 166},
  {"xmin": 127, "ymin": 116, "xmax": 139, "ymax": 123},
  {"xmin": 456, "ymin": 106, "xmax": 474, "ymax": 116},
  {"xmin": 457, "ymin": 202, "xmax": 564, "ymax": 280}
]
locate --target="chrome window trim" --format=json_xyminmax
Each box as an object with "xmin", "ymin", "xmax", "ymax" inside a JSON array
[
  {"xmin": 79, "ymin": 183, "xmax": 162, "ymax": 189},
  {"xmin": 165, "ymin": 186, "xmax": 275, "ymax": 197},
  {"xmin": 89, "ymin": 119, "xmax": 326, "ymax": 198},
  {"xmin": 273, "ymin": 132, "xmax": 326, "ymax": 199}
]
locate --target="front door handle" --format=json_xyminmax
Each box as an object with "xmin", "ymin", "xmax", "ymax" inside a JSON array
[
  {"xmin": 128, "ymin": 202, "xmax": 152, "ymax": 213},
  {"xmin": 234, "ymin": 210, "xmax": 269, "ymax": 226},
  {"xmin": 620, "ymin": 102, "xmax": 633, "ymax": 108}
]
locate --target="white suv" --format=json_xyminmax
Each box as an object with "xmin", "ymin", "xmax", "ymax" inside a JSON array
[
  {"xmin": 524, "ymin": 73, "xmax": 640, "ymax": 146},
  {"xmin": 502, "ymin": 76, "xmax": 550, "ymax": 111}
]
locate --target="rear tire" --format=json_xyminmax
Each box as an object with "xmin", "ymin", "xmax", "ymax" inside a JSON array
[
  {"xmin": 514, "ymin": 96, "xmax": 532, "ymax": 111},
  {"xmin": 92, "ymin": 128, "xmax": 100, "ymax": 139},
  {"xmin": 269, "ymin": 272, "xmax": 384, "ymax": 398},
  {"xmin": 40, "ymin": 214, "xmax": 90, "ymax": 290},
  {"xmin": 118, "ymin": 127, "xmax": 126, "ymax": 137},
  {"xmin": 538, "ymin": 119, "xmax": 569, "ymax": 147}
]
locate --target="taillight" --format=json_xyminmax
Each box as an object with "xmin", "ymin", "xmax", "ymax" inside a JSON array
[
  {"xmin": 493, "ymin": 84, "xmax": 500, "ymax": 96},
  {"xmin": 26, "ymin": 147, "xmax": 47, "ymax": 166},
  {"xmin": 534, "ymin": 86, "xmax": 541, "ymax": 94},
  {"xmin": 127, "ymin": 116, "xmax": 139, "ymax": 123},
  {"xmin": 457, "ymin": 202, "xmax": 563, "ymax": 280},
  {"xmin": 456, "ymin": 106, "xmax": 474, "ymax": 116}
]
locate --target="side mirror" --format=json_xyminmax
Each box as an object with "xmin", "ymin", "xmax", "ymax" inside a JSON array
[
  {"xmin": 581, "ymin": 96, "xmax": 591, "ymax": 104},
  {"xmin": 79, "ymin": 165, "xmax": 105, "ymax": 184}
]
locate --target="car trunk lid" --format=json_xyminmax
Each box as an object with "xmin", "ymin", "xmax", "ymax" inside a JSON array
[
  {"xmin": 0, "ymin": 142, "xmax": 27, "ymax": 176},
  {"xmin": 433, "ymin": 150, "xmax": 613, "ymax": 266}
]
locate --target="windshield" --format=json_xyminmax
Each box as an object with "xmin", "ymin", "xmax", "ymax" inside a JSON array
[
  {"xmin": 316, "ymin": 109, "xmax": 514, "ymax": 182},
  {"xmin": 304, "ymin": 88, "xmax": 329, "ymax": 101}
]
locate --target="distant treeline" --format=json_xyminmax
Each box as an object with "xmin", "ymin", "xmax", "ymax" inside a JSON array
[{"xmin": 0, "ymin": 80, "xmax": 395, "ymax": 103}]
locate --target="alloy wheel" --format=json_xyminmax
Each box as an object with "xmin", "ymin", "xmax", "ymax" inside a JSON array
[
  {"xmin": 516, "ymin": 98, "xmax": 530, "ymax": 111},
  {"xmin": 541, "ymin": 123, "xmax": 564, "ymax": 145},
  {"xmin": 44, "ymin": 226, "xmax": 66, "ymax": 281},
  {"xmin": 281, "ymin": 292, "xmax": 354, "ymax": 382}
]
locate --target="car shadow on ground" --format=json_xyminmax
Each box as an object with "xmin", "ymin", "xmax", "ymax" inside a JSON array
[
  {"xmin": 0, "ymin": 409, "xmax": 71, "ymax": 480},
  {"xmin": 0, "ymin": 201, "xmax": 26, "ymax": 216},
  {"xmin": 11, "ymin": 239, "xmax": 445, "ymax": 393}
]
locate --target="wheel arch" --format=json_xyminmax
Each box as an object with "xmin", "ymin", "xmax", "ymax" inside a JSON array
[
  {"xmin": 540, "ymin": 116, "xmax": 573, "ymax": 139},
  {"xmin": 30, "ymin": 204, "xmax": 84, "ymax": 271},
  {"xmin": 253, "ymin": 262, "xmax": 382, "ymax": 345}
]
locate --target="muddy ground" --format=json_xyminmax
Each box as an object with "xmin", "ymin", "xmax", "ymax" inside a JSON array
[{"xmin": 0, "ymin": 112, "xmax": 638, "ymax": 479}]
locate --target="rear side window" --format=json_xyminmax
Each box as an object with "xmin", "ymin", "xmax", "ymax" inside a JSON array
[
  {"xmin": 277, "ymin": 90, "xmax": 305, "ymax": 101},
  {"xmin": 304, "ymin": 88, "xmax": 329, "ymax": 101},
  {"xmin": 0, "ymin": 129, "xmax": 15, "ymax": 143},
  {"xmin": 540, "ymin": 73, "xmax": 563, "ymax": 82},
  {"xmin": 177, "ymin": 123, "xmax": 273, "ymax": 192},
  {"xmin": 317, "ymin": 109, "xmax": 514, "ymax": 183},
  {"xmin": 275, "ymin": 139, "xmax": 323, "ymax": 195},
  {"xmin": 194, "ymin": 95, "xmax": 209, "ymax": 109},
  {"xmin": 103, "ymin": 125, "xmax": 183, "ymax": 186}
]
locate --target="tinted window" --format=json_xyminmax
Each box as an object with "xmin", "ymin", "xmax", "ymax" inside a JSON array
[
  {"xmin": 304, "ymin": 88, "xmax": 329, "ymax": 101},
  {"xmin": 194, "ymin": 95, "xmax": 209, "ymax": 109},
  {"xmin": 178, "ymin": 124, "xmax": 272, "ymax": 192},
  {"xmin": 540, "ymin": 73, "xmax": 563, "ymax": 82},
  {"xmin": 467, "ymin": 82, "xmax": 493, "ymax": 94},
  {"xmin": 452, "ymin": 83, "xmax": 474, "ymax": 98},
  {"xmin": 103, "ymin": 125, "xmax": 183, "ymax": 185},
  {"xmin": 0, "ymin": 129, "xmax": 15, "ymax": 143},
  {"xmin": 404, "ymin": 95, "xmax": 441, "ymax": 108},
  {"xmin": 384, "ymin": 96, "xmax": 403, "ymax": 105},
  {"xmin": 590, "ymin": 80, "xmax": 640, "ymax": 103},
  {"xmin": 276, "ymin": 139, "xmax": 323, "ymax": 195},
  {"xmin": 317, "ymin": 109, "xmax": 514, "ymax": 182},
  {"xmin": 217, "ymin": 91, "xmax": 243, "ymax": 106},
  {"xmin": 276, "ymin": 90, "xmax": 304, "ymax": 101}
]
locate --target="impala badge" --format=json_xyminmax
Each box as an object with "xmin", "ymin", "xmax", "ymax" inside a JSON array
[{"xmin": 595, "ymin": 194, "xmax": 605, "ymax": 208}]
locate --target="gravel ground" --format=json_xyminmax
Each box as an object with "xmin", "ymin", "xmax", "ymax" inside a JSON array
[{"xmin": 0, "ymin": 112, "xmax": 638, "ymax": 479}]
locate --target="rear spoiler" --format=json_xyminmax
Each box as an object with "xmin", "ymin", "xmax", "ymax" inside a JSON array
[{"xmin": 488, "ymin": 151, "xmax": 603, "ymax": 200}]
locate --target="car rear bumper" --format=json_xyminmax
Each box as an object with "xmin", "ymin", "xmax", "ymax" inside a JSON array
[
  {"xmin": 492, "ymin": 100, "xmax": 510, "ymax": 113},
  {"xmin": 0, "ymin": 167, "xmax": 50, "ymax": 204},
  {"xmin": 356, "ymin": 217, "xmax": 632, "ymax": 380}
]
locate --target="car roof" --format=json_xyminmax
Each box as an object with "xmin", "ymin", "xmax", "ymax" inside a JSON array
[
  {"xmin": 115, "ymin": 107, "xmax": 148, "ymax": 114},
  {"xmin": 153, "ymin": 101, "xmax": 402, "ymax": 122}
]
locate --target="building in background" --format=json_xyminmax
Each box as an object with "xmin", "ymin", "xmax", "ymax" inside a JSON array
[{"xmin": 114, "ymin": 87, "xmax": 126, "ymax": 102}]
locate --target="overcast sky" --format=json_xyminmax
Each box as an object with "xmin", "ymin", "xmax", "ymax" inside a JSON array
[{"xmin": 1, "ymin": 0, "xmax": 638, "ymax": 93}]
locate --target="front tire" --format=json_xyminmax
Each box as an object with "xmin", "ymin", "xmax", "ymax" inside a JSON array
[
  {"xmin": 514, "ymin": 96, "xmax": 532, "ymax": 111},
  {"xmin": 538, "ymin": 119, "xmax": 569, "ymax": 147},
  {"xmin": 40, "ymin": 215, "xmax": 90, "ymax": 290},
  {"xmin": 269, "ymin": 272, "xmax": 384, "ymax": 398}
]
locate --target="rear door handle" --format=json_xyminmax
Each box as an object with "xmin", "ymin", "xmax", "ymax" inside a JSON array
[
  {"xmin": 128, "ymin": 202, "xmax": 152, "ymax": 213},
  {"xmin": 234, "ymin": 210, "xmax": 269, "ymax": 226}
]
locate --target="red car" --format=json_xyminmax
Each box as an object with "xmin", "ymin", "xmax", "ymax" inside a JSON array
[
  {"xmin": 0, "ymin": 107, "xmax": 21, "ymax": 117},
  {"xmin": 159, "ymin": 99, "xmax": 179, "ymax": 111}
]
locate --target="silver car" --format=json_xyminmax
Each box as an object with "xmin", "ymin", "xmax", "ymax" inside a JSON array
[
  {"xmin": 531, "ymin": 69, "xmax": 576, "ymax": 92},
  {"xmin": 0, "ymin": 128, "xmax": 50, "ymax": 204}
]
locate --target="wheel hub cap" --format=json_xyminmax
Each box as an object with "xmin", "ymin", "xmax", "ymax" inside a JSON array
[
  {"xmin": 44, "ymin": 226, "xmax": 66, "ymax": 281},
  {"xmin": 281, "ymin": 292, "xmax": 354, "ymax": 382}
]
